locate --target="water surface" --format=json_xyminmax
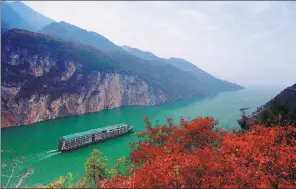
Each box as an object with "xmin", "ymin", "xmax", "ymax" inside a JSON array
[{"xmin": 1, "ymin": 86, "xmax": 282, "ymax": 186}]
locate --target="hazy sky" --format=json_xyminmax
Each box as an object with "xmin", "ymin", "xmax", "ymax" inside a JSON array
[{"xmin": 24, "ymin": 1, "xmax": 296, "ymax": 87}]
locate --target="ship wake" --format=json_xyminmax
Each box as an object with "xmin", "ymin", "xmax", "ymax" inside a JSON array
[
  {"xmin": 39, "ymin": 150, "xmax": 61, "ymax": 161},
  {"xmin": 46, "ymin": 149, "xmax": 59, "ymax": 153}
]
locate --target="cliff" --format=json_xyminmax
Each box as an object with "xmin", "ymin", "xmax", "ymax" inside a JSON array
[
  {"xmin": 1, "ymin": 29, "xmax": 204, "ymax": 127},
  {"xmin": 1, "ymin": 30, "xmax": 168, "ymax": 127}
]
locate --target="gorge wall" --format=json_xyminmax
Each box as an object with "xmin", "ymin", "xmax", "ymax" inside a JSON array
[
  {"xmin": 1, "ymin": 29, "xmax": 243, "ymax": 128},
  {"xmin": 1, "ymin": 30, "xmax": 168, "ymax": 127},
  {"xmin": 2, "ymin": 72, "xmax": 166, "ymax": 128},
  {"xmin": 1, "ymin": 54, "xmax": 167, "ymax": 127}
]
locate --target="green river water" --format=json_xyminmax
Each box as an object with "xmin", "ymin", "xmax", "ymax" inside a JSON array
[{"xmin": 1, "ymin": 86, "xmax": 283, "ymax": 186}]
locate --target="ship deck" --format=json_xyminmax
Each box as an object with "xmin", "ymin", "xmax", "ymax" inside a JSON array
[{"xmin": 62, "ymin": 123, "xmax": 128, "ymax": 140}]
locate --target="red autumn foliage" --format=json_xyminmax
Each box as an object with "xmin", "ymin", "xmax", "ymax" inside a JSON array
[{"xmin": 97, "ymin": 117, "xmax": 296, "ymax": 188}]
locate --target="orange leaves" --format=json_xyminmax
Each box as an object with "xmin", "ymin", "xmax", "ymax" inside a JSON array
[
  {"xmin": 130, "ymin": 154, "xmax": 201, "ymax": 188},
  {"xmin": 98, "ymin": 117, "xmax": 296, "ymax": 188},
  {"xmin": 180, "ymin": 117, "xmax": 219, "ymax": 149}
]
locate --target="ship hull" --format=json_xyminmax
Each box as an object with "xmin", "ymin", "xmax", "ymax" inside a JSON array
[{"xmin": 58, "ymin": 125, "xmax": 132, "ymax": 152}]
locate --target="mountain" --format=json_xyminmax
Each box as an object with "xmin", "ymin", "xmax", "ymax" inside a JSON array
[
  {"xmin": 1, "ymin": 29, "xmax": 206, "ymax": 127},
  {"xmin": 1, "ymin": 4, "xmax": 243, "ymax": 128},
  {"xmin": 166, "ymin": 58, "xmax": 243, "ymax": 93},
  {"xmin": 1, "ymin": 2, "xmax": 37, "ymax": 32},
  {"xmin": 166, "ymin": 58, "xmax": 198, "ymax": 71},
  {"xmin": 121, "ymin": 45, "xmax": 161, "ymax": 61},
  {"xmin": 40, "ymin": 22, "xmax": 208, "ymax": 97},
  {"xmin": 1, "ymin": 1, "xmax": 54, "ymax": 32},
  {"xmin": 1, "ymin": 22, "xmax": 11, "ymax": 35},
  {"xmin": 249, "ymin": 83, "xmax": 296, "ymax": 126},
  {"xmin": 39, "ymin": 21, "xmax": 242, "ymax": 94},
  {"xmin": 121, "ymin": 46, "xmax": 244, "ymax": 94},
  {"xmin": 40, "ymin": 21, "xmax": 122, "ymax": 52}
]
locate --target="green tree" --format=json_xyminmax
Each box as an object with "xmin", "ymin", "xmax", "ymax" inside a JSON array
[
  {"xmin": 85, "ymin": 149, "xmax": 108, "ymax": 187},
  {"xmin": 34, "ymin": 149, "xmax": 109, "ymax": 188},
  {"xmin": 108, "ymin": 156, "xmax": 129, "ymax": 178},
  {"xmin": 35, "ymin": 173, "xmax": 72, "ymax": 188},
  {"xmin": 237, "ymin": 107, "xmax": 250, "ymax": 130}
]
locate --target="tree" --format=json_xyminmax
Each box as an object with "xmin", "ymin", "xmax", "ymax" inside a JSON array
[
  {"xmin": 35, "ymin": 173, "xmax": 72, "ymax": 189},
  {"xmin": 108, "ymin": 156, "xmax": 129, "ymax": 178},
  {"xmin": 35, "ymin": 149, "xmax": 109, "ymax": 188},
  {"xmin": 1, "ymin": 150, "xmax": 34, "ymax": 188},
  {"xmin": 85, "ymin": 149, "xmax": 108, "ymax": 187},
  {"xmin": 237, "ymin": 107, "xmax": 250, "ymax": 130},
  {"xmin": 98, "ymin": 117, "xmax": 296, "ymax": 188},
  {"xmin": 33, "ymin": 116, "xmax": 296, "ymax": 188}
]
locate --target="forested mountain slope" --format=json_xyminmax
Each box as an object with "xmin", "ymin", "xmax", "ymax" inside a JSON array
[
  {"xmin": 249, "ymin": 83, "xmax": 296, "ymax": 126},
  {"xmin": 1, "ymin": 29, "xmax": 205, "ymax": 127},
  {"xmin": 122, "ymin": 46, "xmax": 244, "ymax": 94}
]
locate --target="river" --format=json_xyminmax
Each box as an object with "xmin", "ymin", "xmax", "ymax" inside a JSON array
[{"xmin": 1, "ymin": 86, "xmax": 283, "ymax": 186}]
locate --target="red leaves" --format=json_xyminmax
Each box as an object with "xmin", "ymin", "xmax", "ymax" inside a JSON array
[{"xmin": 98, "ymin": 117, "xmax": 296, "ymax": 188}]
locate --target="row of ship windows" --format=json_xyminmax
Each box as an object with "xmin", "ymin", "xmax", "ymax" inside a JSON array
[{"xmin": 65, "ymin": 128, "xmax": 128, "ymax": 146}]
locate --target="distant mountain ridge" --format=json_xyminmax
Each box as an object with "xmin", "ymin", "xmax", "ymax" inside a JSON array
[
  {"xmin": 166, "ymin": 57, "xmax": 198, "ymax": 71},
  {"xmin": 40, "ymin": 21, "xmax": 122, "ymax": 52},
  {"xmin": 121, "ymin": 45, "xmax": 162, "ymax": 61},
  {"xmin": 121, "ymin": 45, "xmax": 243, "ymax": 94},
  {"xmin": 1, "ymin": 1, "xmax": 54, "ymax": 32},
  {"xmin": 1, "ymin": 2, "xmax": 37, "ymax": 33}
]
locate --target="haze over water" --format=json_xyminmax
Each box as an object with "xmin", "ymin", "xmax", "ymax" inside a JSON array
[{"xmin": 1, "ymin": 86, "xmax": 283, "ymax": 186}]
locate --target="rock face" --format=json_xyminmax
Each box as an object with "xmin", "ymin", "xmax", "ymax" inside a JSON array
[
  {"xmin": 1, "ymin": 30, "xmax": 167, "ymax": 127},
  {"xmin": 1, "ymin": 72, "xmax": 166, "ymax": 128},
  {"xmin": 1, "ymin": 29, "xmax": 243, "ymax": 128}
]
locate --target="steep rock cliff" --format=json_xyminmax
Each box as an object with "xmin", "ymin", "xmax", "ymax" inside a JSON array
[
  {"xmin": 2, "ymin": 72, "xmax": 166, "ymax": 127},
  {"xmin": 1, "ymin": 30, "xmax": 168, "ymax": 127}
]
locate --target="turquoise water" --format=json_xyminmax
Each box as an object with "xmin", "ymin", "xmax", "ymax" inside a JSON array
[{"xmin": 1, "ymin": 86, "xmax": 282, "ymax": 187}]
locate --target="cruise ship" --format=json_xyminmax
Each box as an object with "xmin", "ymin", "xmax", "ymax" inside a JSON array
[{"xmin": 58, "ymin": 124, "xmax": 133, "ymax": 152}]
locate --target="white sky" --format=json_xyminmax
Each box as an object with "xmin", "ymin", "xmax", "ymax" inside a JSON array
[{"xmin": 24, "ymin": 1, "xmax": 296, "ymax": 87}]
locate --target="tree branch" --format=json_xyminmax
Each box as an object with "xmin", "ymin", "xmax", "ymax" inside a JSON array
[
  {"xmin": 5, "ymin": 163, "xmax": 17, "ymax": 188},
  {"xmin": 15, "ymin": 168, "xmax": 34, "ymax": 188}
]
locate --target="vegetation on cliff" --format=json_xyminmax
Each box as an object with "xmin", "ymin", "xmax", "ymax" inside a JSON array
[
  {"xmin": 2, "ymin": 29, "xmax": 205, "ymax": 102},
  {"xmin": 121, "ymin": 46, "xmax": 244, "ymax": 94},
  {"xmin": 40, "ymin": 21, "xmax": 122, "ymax": 53},
  {"xmin": 40, "ymin": 21, "xmax": 243, "ymax": 95},
  {"xmin": 2, "ymin": 29, "xmax": 216, "ymax": 127},
  {"xmin": 34, "ymin": 116, "xmax": 296, "ymax": 188},
  {"xmin": 238, "ymin": 83, "xmax": 296, "ymax": 130},
  {"xmin": 256, "ymin": 83, "xmax": 296, "ymax": 127}
]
